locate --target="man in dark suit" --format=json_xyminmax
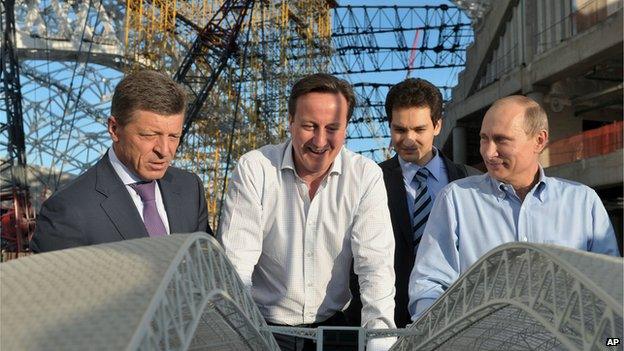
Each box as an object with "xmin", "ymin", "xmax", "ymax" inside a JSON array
[
  {"xmin": 347, "ymin": 78, "xmax": 478, "ymax": 328},
  {"xmin": 30, "ymin": 70, "xmax": 212, "ymax": 253}
]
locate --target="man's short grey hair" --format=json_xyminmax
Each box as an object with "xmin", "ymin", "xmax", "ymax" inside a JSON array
[{"xmin": 491, "ymin": 95, "xmax": 549, "ymax": 136}]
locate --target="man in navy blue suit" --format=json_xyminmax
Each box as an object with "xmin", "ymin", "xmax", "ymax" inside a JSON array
[{"xmin": 31, "ymin": 70, "xmax": 211, "ymax": 252}]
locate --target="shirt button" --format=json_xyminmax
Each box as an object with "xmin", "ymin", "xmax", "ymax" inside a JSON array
[
  {"xmin": 522, "ymin": 237, "xmax": 528, "ymax": 242},
  {"xmin": 307, "ymin": 282, "xmax": 313, "ymax": 287},
  {"xmin": 306, "ymin": 251, "xmax": 313, "ymax": 257}
]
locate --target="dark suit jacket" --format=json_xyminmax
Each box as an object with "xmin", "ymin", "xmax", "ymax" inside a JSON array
[
  {"xmin": 30, "ymin": 154, "xmax": 212, "ymax": 252},
  {"xmin": 346, "ymin": 153, "xmax": 479, "ymax": 328}
]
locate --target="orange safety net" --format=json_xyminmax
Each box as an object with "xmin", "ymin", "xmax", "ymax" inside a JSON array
[{"xmin": 544, "ymin": 120, "xmax": 623, "ymax": 167}]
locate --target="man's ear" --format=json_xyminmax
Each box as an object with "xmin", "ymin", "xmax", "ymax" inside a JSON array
[
  {"xmin": 535, "ymin": 129, "xmax": 548, "ymax": 153},
  {"xmin": 108, "ymin": 116, "xmax": 120, "ymax": 142},
  {"xmin": 288, "ymin": 115, "xmax": 294, "ymax": 133},
  {"xmin": 433, "ymin": 118, "xmax": 443, "ymax": 136}
]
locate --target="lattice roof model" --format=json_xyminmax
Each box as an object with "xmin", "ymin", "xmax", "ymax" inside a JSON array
[
  {"xmin": 0, "ymin": 233, "xmax": 279, "ymax": 351},
  {"xmin": 390, "ymin": 243, "xmax": 624, "ymax": 351}
]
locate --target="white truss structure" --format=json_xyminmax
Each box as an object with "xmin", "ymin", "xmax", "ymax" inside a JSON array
[
  {"xmin": 1, "ymin": 237, "xmax": 621, "ymax": 350},
  {"xmin": 14, "ymin": 0, "xmax": 125, "ymax": 65},
  {"xmin": 3, "ymin": 0, "xmax": 128, "ymax": 197},
  {"xmin": 0, "ymin": 233, "xmax": 279, "ymax": 350},
  {"xmin": 389, "ymin": 243, "xmax": 624, "ymax": 351}
]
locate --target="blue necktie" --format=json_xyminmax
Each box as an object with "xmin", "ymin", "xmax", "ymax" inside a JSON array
[{"xmin": 412, "ymin": 168, "xmax": 432, "ymax": 246}]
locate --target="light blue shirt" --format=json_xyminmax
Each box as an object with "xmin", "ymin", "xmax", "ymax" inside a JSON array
[
  {"xmin": 408, "ymin": 167, "xmax": 619, "ymax": 320},
  {"xmin": 398, "ymin": 148, "xmax": 449, "ymax": 226}
]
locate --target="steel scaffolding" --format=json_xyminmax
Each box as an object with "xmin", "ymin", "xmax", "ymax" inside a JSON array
[{"xmin": 1, "ymin": 0, "xmax": 472, "ymax": 245}]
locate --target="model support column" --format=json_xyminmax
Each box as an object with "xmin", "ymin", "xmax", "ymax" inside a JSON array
[{"xmin": 452, "ymin": 126, "xmax": 467, "ymax": 164}]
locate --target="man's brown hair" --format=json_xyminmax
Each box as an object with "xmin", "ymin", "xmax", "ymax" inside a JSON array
[
  {"xmin": 111, "ymin": 70, "xmax": 187, "ymax": 125},
  {"xmin": 288, "ymin": 73, "xmax": 356, "ymax": 122},
  {"xmin": 385, "ymin": 78, "xmax": 443, "ymax": 126}
]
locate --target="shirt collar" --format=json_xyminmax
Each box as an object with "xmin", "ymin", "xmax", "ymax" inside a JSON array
[
  {"xmin": 398, "ymin": 147, "xmax": 442, "ymax": 184},
  {"xmin": 533, "ymin": 166, "xmax": 549, "ymax": 202},
  {"xmin": 108, "ymin": 147, "xmax": 142, "ymax": 185},
  {"xmin": 280, "ymin": 139, "xmax": 343, "ymax": 176},
  {"xmin": 488, "ymin": 165, "xmax": 549, "ymax": 202}
]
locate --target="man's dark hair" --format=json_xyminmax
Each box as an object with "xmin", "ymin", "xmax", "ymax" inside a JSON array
[
  {"xmin": 111, "ymin": 70, "xmax": 187, "ymax": 125},
  {"xmin": 385, "ymin": 78, "xmax": 443, "ymax": 126},
  {"xmin": 288, "ymin": 73, "xmax": 356, "ymax": 122}
]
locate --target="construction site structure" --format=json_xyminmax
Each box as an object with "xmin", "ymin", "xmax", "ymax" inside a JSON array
[
  {"xmin": 0, "ymin": 0, "xmax": 473, "ymax": 253},
  {"xmin": 1, "ymin": 0, "xmax": 36, "ymax": 258}
]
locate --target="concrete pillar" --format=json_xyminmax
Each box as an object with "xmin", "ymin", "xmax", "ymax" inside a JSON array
[
  {"xmin": 452, "ymin": 126, "xmax": 467, "ymax": 164},
  {"xmin": 523, "ymin": 0, "xmax": 538, "ymax": 64}
]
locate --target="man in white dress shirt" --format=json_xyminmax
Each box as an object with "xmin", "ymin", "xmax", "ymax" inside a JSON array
[{"xmin": 219, "ymin": 73, "xmax": 396, "ymax": 351}]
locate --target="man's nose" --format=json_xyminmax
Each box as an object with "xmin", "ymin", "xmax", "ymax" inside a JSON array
[
  {"xmin": 154, "ymin": 136, "xmax": 169, "ymax": 156},
  {"xmin": 481, "ymin": 140, "xmax": 497, "ymax": 159},
  {"xmin": 403, "ymin": 131, "xmax": 417, "ymax": 146},
  {"xmin": 312, "ymin": 129, "xmax": 327, "ymax": 147}
]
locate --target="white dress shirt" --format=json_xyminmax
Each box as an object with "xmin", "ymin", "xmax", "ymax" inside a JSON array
[
  {"xmin": 108, "ymin": 148, "xmax": 170, "ymax": 234},
  {"xmin": 219, "ymin": 140, "xmax": 396, "ymax": 332}
]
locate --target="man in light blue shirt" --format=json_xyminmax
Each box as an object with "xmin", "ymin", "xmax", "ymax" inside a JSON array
[{"xmin": 408, "ymin": 95, "xmax": 620, "ymax": 321}]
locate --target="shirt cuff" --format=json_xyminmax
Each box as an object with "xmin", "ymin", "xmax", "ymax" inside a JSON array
[
  {"xmin": 367, "ymin": 336, "xmax": 397, "ymax": 351},
  {"xmin": 411, "ymin": 298, "xmax": 436, "ymax": 322}
]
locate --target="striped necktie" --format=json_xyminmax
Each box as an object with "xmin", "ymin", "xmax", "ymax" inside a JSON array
[{"xmin": 412, "ymin": 168, "xmax": 432, "ymax": 246}]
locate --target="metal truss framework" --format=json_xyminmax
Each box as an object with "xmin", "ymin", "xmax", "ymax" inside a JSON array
[
  {"xmin": 389, "ymin": 243, "xmax": 624, "ymax": 351},
  {"xmin": 0, "ymin": 0, "xmax": 35, "ymax": 255},
  {"xmin": 173, "ymin": 0, "xmax": 254, "ymax": 142},
  {"xmin": 4, "ymin": 0, "xmax": 123, "ymax": 197},
  {"xmin": 2, "ymin": 237, "xmax": 621, "ymax": 350},
  {"xmin": 2, "ymin": 0, "xmax": 473, "ymax": 235},
  {"xmin": 0, "ymin": 233, "xmax": 280, "ymax": 350},
  {"xmin": 1, "ymin": 0, "xmax": 26, "ymax": 188},
  {"xmin": 331, "ymin": 5, "xmax": 471, "ymax": 75}
]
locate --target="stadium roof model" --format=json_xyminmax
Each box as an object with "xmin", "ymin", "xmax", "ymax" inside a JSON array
[
  {"xmin": 0, "ymin": 233, "xmax": 279, "ymax": 350},
  {"xmin": 2, "ymin": 235, "xmax": 622, "ymax": 351},
  {"xmin": 390, "ymin": 243, "xmax": 624, "ymax": 351}
]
